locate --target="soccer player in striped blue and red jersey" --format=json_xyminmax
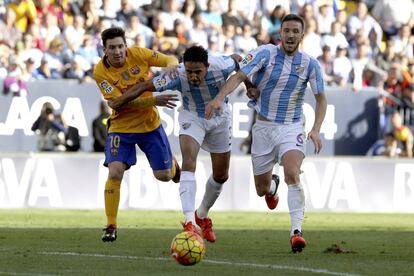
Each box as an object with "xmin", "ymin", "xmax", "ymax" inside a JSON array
[
  {"xmin": 206, "ymin": 14, "xmax": 328, "ymax": 253},
  {"xmin": 108, "ymin": 45, "xmax": 254, "ymax": 243},
  {"xmin": 93, "ymin": 27, "xmax": 180, "ymax": 242}
]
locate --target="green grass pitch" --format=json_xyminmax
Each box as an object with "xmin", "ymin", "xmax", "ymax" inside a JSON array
[{"xmin": 0, "ymin": 210, "xmax": 413, "ymax": 276}]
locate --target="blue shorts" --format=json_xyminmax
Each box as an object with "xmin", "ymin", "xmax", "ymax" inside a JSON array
[{"xmin": 104, "ymin": 125, "xmax": 173, "ymax": 171}]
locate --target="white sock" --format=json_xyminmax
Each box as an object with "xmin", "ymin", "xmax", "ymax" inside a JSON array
[
  {"xmin": 268, "ymin": 177, "xmax": 276, "ymax": 196},
  {"xmin": 287, "ymin": 183, "xmax": 305, "ymax": 236},
  {"xmin": 179, "ymin": 171, "xmax": 197, "ymax": 224},
  {"xmin": 197, "ymin": 175, "xmax": 223, "ymax": 218}
]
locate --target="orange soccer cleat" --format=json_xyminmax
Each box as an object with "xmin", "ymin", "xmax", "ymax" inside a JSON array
[
  {"xmin": 290, "ymin": 229, "xmax": 307, "ymax": 253},
  {"xmin": 195, "ymin": 211, "xmax": 216, "ymax": 243},
  {"xmin": 265, "ymin": 174, "xmax": 280, "ymax": 210},
  {"xmin": 182, "ymin": 221, "xmax": 200, "ymax": 236}
]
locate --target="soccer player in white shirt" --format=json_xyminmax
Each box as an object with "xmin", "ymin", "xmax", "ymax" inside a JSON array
[
  {"xmin": 206, "ymin": 14, "xmax": 327, "ymax": 253},
  {"xmin": 108, "ymin": 45, "xmax": 252, "ymax": 243}
]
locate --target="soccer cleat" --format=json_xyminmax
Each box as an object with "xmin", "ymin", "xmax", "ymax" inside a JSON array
[
  {"xmin": 102, "ymin": 224, "xmax": 117, "ymax": 242},
  {"xmin": 182, "ymin": 221, "xmax": 200, "ymax": 236},
  {"xmin": 265, "ymin": 174, "xmax": 280, "ymax": 210},
  {"xmin": 172, "ymin": 157, "xmax": 181, "ymax": 183},
  {"xmin": 195, "ymin": 211, "xmax": 216, "ymax": 243},
  {"xmin": 290, "ymin": 229, "xmax": 307, "ymax": 253}
]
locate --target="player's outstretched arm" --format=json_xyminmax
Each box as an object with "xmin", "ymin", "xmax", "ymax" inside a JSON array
[
  {"xmin": 108, "ymin": 80, "xmax": 155, "ymax": 110},
  {"xmin": 205, "ymin": 70, "xmax": 247, "ymax": 119},
  {"xmin": 307, "ymin": 93, "xmax": 327, "ymax": 154}
]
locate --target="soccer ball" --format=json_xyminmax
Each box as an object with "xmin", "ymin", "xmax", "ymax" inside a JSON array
[{"xmin": 170, "ymin": 231, "xmax": 206, "ymax": 266}]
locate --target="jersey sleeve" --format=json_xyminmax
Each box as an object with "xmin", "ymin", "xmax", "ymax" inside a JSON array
[
  {"xmin": 239, "ymin": 45, "xmax": 271, "ymax": 78},
  {"xmin": 93, "ymin": 66, "xmax": 122, "ymax": 100},
  {"xmin": 307, "ymin": 58, "xmax": 325, "ymax": 94},
  {"xmin": 152, "ymin": 65, "xmax": 183, "ymax": 92},
  {"xmin": 209, "ymin": 55, "xmax": 237, "ymax": 79},
  {"xmin": 131, "ymin": 47, "xmax": 178, "ymax": 68}
]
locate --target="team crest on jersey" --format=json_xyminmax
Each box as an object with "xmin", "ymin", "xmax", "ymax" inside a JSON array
[
  {"xmin": 99, "ymin": 80, "xmax": 113, "ymax": 94},
  {"xmin": 121, "ymin": 71, "xmax": 130, "ymax": 80},
  {"xmin": 295, "ymin": 66, "xmax": 305, "ymax": 74},
  {"xmin": 130, "ymin": 66, "xmax": 140, "ymax": 75},
  {"xmin": 241, "ymin": 54, "xmax": 253, "ymax": 65},
  {"xmin": 151, "ymin": 51, "xmax": 159, "ymax": 58},
  {"xmin": 156, "ymin": 77, "xmax": 167, "ymax": 87},
  {"xmin": 182, "ymin": 122, "xmax": 191, "ymax": 130}
]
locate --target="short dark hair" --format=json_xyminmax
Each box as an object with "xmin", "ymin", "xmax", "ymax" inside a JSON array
[
  {"xmin": 101, "ymin": 27, "xmax": 126, "ymax": 47},
  {"xmin": 183, "ymin": 45, "xmax": 208, "ymax": 66},
  {"xmin": 281, "ymin": 14, "xmax": 305, "ymax": 32}
]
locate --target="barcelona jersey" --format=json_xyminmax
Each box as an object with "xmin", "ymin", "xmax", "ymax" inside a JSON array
[{"xmin": 93, "ymin": 47, "xmax": 178, "ymax": 133}]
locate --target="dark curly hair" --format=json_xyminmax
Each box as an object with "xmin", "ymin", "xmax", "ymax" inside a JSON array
[{"xmin": 183, "ymin": 45, "xmax": 209, "ymax": 66}]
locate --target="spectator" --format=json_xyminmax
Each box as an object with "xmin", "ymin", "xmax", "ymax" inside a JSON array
[
  {"xmin": 159, "ymin": 0, "xmax": 185, "ymax": 32},
  {"xmin": 188, "ymin": 14, "xmax": 209, "ymax": 48},
  {"xmin": 3, "ymin": 55, "xmax": 28, "ymax": 97},
  {"xmin": 76, "ymin": 35, "xmax": 100, "ymax": 66},
  {"xmin": 392, "ymin": 24, "xmax": 414, "ymax": 60},
  {"xmin": 371, "ymin": 0, "xmax": 414, "ymax": 38},
  {"xmin": 92, "ymin": 101, "xmax": 110, "ymax": 152},
  {"xmin": 221, "ymin": 0, "xmax": 246, "ymax": 30},
  {"xmin": 115, "ymin": 0, "xmax": 139, "ymax": 28},
  {"xmin": 367, "ymin": 132, "xmax": 399, "ymax": 157},
  {"xmin": 234, "ymin": 24, "xmax": 258, "ymax": 55},
  {"xmin": 380, "ymin": 64, "xmax": 405, "ymax": 134},
  {"xmin": 347, "ymin": 1, "xmax": 382, "ymax": 48},
  {"xmin": 335, "ymin": 9, "xmax": 348, "ymax": 35},
  {"xmin": 7, "ymin": 0, "xmax": 37, "ymax": 33},
  {"xmin": 181, "ymin": 0, "xmax": 200, "ymax": 30},
  {"xmin": 32, "ymin": 58, "xmax": 52, "ymax": 80},
  {"xmin": 31, "ymin": 102, "xmax": 67, "ymax": 152},
  {"xmin": 261, "ymin": 5, "xmax": 285, "ymax": 41},
  {"xmin": 64, "ymin": 14, "xmax": 86, "ymax": 53},
  {"xmin": 375, "ymin": 38, "xmax": 399, "ymax": 73},
  {"xmin": 81, "ymin": 0, "xmax": 100, "ymax": 29},
  {"xmin": 301, "ymin": 17, "xmax": 322, "ymax": 58},
  {"xmin": 321, "ymin": 21, "xmax": 349, "ymax": 57},
  {"xmin": 39, "ymin": 13, "xmax": 61, "ymax": 49},
  {"xmin": 351, "ymin": 42, "xmax": 370, "ymax": 92},
  {"xmin": 63, "ymin": 55, "xmax": 89, "ymax": 82},
  {"xmin": 21, "ymin": 58, "xmax": 37, "ymax": 82},
  {"xmin": 98, "ymin": 0, "xmax": 117, "ymax": 22},
  {"xmin": 316, "ymin": 3, "xmax": 335, "ymax": 35},
  {"xmin": 391, "ymin": 111, "xmax": 414, "ymax": 157},
  {"xmin": 125, "ymin": 14, "xmax": 154, "ymax": 48},
  {"xmin": 317, "ymin": 45, "xmax": 335, "ymax": 86},
  {"xmin": 200, "ymin": 0, "xmax": 223, "ymax": 32},
  {"xmin": 332, "ymin": 46, "xmax": 352, "ymax": 86},
  {"xmin": 42, "ymin": 38, "xmax": 66, "ymax": 79},
  {"xmin": 0, "ymin": 8, "xmax": 22, "ymax": 49},
  {"xmin": 18, "ymin": 33, "xmax": 43, "ymax": 69}
]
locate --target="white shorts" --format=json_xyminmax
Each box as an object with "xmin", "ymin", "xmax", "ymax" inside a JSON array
[
  {"xmin": 251, "ymin": 119, "xmax": 306, "ymax": 175},
  {"xmin": 178, "ymin": 107, "xmax": 232, "ymax": 153}
]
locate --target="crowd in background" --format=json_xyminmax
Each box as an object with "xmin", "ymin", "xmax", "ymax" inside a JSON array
[{"xmin": 1, "ymin": 0, "xmax": 414, "ymax": 156}]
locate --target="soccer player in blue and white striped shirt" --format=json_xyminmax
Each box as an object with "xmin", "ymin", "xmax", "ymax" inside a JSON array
[
  {"xmin": 206, "ymin": 14, "xmax": 328, "ymax": 253},
  {"xmin": 108, "ymin": 45, "xmax": 253, "ymax": 243}
]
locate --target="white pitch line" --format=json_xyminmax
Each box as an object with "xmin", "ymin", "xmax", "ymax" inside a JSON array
[
  {"xmin": 0, "ymin": 272, "xmax": 58, "ymax": 276},
  {"xmin": 40, "ymin": 251, "xmax": 359, "ymax": 276}
]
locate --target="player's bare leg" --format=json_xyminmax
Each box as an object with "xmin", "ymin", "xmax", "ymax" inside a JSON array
[{"xmin": 254, "ymin": 171, "xmax": 280, "ymax": 210}]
